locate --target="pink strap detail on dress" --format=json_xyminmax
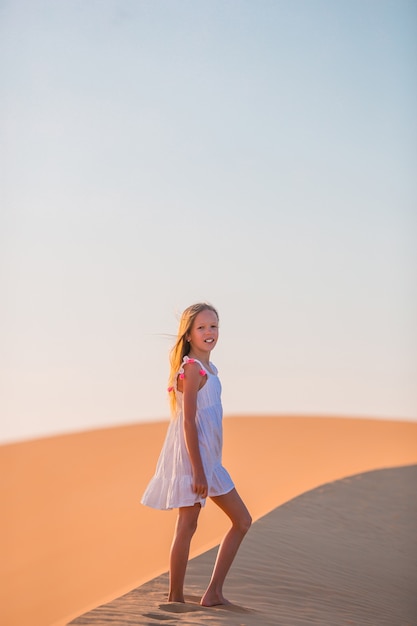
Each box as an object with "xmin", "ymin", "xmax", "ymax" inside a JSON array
[
  {"xmin": 168, "ymin": 356, "xmax": 208, "ymax": 392},
  {"xmin": 181, "ymin": 355, "xmax": 207, "ymax": 377}
]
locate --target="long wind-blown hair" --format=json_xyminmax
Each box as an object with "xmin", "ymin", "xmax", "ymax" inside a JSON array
[{"xmin": 168, "ymin": 302, "xmax": 219, "ymax": 417}]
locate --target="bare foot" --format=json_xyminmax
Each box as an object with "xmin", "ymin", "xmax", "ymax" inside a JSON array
[
  {"xmin": 200, "ymin": 591, "xmax": 231, "ymax": 607},
  {"xmin": 168, "ymin": 594, "xmax": 185, "ymax": 603}
]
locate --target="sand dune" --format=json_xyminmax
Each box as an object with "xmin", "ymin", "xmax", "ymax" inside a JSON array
[
  {"xmin": 70, "ymin": 465, "xmax": 417, "ymax": 625},
  {"xmin": 1, "ymin": 416, "xmax": 417, "ymax": 626}
]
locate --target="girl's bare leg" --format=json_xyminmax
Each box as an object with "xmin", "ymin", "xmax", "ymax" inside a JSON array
[
  {"xmin": 201, "ymin": 489, "xmax": 252, "ymax": 606},
  {"xmin": 169, "ymin": 504, "xmax": 201, "ymax": 602}
]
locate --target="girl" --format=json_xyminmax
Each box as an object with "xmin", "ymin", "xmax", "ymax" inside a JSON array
[{"xmin": 141, "ymin": 302, "xmax": 252, "ymax": 606}]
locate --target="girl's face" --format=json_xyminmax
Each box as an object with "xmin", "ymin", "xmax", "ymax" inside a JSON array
[{"xmin": 187, "ymin": 309, "xmax": 219, "ymax": 354}]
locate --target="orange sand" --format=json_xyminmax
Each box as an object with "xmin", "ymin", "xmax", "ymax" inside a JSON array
[
  {"xmin": 69, "ymin": 465, "xmax": 417, "ymax": 625},
  {"xmin": 1, "ymin": 416, "xmax": 417, "ymax": 626}
]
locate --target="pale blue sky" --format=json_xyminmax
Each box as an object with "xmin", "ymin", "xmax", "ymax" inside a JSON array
[{"xmin": 1, "ymin": 0, "xmax": 416, "ymax": 442}]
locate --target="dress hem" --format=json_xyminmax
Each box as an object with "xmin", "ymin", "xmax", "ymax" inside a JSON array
[{"xmin": 140, "ymin": 484, "xmax": 235, "ymax": 511}]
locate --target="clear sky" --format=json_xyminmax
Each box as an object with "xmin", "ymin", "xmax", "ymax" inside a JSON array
[{"xmin": 1, "ymin": 0, "xmax": 416, "ymax": 443}]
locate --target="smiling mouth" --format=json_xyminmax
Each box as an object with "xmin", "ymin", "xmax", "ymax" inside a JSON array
[{"xmin": 204, "ymin": 339, "xmax": 214, "ymax": 343}]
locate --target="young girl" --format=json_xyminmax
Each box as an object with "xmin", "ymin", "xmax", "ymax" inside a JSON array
[{"xmin": 141, "ymin": 302, "xmax": 251, "ymax": 606}]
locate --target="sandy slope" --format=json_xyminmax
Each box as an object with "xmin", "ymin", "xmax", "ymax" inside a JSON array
[
  {"xmin": 70, "ymin": 465, "xmax": 417, "ymax": 625},
  {"xmin": 1, "ymin": 416, "xmax": 417, "ymax": 626}
]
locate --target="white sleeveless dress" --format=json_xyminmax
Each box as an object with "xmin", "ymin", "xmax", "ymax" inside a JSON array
[{"xmin": 141, "ymin": 356, "xmax": 234, "ymax": 510}]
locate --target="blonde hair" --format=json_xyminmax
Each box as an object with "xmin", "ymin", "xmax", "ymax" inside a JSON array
[{"xmin": 168, "ymin": 302, "xmax": 219, "ymax": 416}]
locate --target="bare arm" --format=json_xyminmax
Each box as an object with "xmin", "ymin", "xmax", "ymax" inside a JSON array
[{"xmin": 182, "ymin": 363, "xmax": 208, "ymax": 498}]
